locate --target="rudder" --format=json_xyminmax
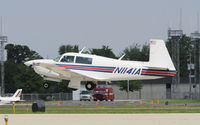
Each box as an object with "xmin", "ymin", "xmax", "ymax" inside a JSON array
[
  {"xmin": 148, "ymin": 39, "xmax": 176, "ymax": 71},
  {"xmin": 12, "ymin": 89, "xmax": 22, "ymax": 97}
]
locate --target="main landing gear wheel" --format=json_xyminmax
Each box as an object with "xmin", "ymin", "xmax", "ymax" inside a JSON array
[
  {"xmin": 85, "ymin": 82, "xmax": 96, "ymax": 91},
  {"xmin": 43, "ymin": 83, "xmax": 49, "ymax": 89}
]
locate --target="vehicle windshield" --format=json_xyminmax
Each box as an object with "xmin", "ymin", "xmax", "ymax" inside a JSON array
[
  {"xmin": 93, "ymin": 89, "xmax": 105, "ymax": 92},
  {"xmin": 53, "ymin": 56, "xmax": 61, "ymax": 62},
  {"xmin": 81, "ymin": 91, "xmax": 90, "ymax": 94}
]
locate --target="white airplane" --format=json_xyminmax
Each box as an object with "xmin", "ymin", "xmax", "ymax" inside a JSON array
[
  {"xmin": 0, "ymin": 89, "xmax": 22, "ymax": 105},
  {"xmin": 24, "ymin": 39, "xmax": 176, "ymax": 90}
]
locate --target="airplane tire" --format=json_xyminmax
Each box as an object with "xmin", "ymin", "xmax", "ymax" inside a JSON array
[
  {"xmin": 85, "ymin": 82, "xmax": 96, "ymax": 90},
  {"xmin": 43, "ymin": 83, "xmax": 49, "ymax": 89}
]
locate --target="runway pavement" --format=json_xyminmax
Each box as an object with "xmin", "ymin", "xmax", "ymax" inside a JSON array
[{"xmin": 1, "ymin": 114, "xmax": 200, "ymax": 125}]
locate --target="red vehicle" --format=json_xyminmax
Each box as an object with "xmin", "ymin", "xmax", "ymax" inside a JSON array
[{"xmin": 92, "ymin": 87, "xmax": 114, "ymax": 101}]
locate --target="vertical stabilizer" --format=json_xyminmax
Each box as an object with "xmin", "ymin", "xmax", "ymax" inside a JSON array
[
  {"xmin": 12, "ymin": 89, "xmax": 22, "ymax": 97},
  {"xmin": 148, "ymin": 39, "xmax": 176, "ymax": 71}
]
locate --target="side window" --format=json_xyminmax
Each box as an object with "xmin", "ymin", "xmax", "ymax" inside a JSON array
[
  {"xmin": 75, "ymin": 56, "xmax": 92, "ymax": 64},
  {"xmin": 60, "ymin": 56, "xmax": 74, "ymax": 63},
  {"xmin": 53, "ymin": 56, "xmax": 61, "ymax": 62}
]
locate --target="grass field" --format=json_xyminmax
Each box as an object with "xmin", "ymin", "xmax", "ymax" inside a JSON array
[
  {"xmin": 1, "ymin": 99, "xmax": 200, "ymax": 114},
  {"xmin": 142, "ymin": 99, "xmax": 200, "ymax": 104}
]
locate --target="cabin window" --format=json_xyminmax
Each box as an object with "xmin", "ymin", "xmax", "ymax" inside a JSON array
[
  {"xmin": 53, "ymin": 56, "xmax": 61, "ymax": 62},
  {"xmin": 75, "ymin": 56, "xmax": 92, "ymax": 64},
  {"xmin": 60, "ymin": 56, "xmax": 74, "ymax": 63}
]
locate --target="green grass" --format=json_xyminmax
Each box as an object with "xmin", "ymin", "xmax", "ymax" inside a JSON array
[
  {"xmin": 142, "ymin": 99, "xmax": 200, "ymax": 104},
  {"xmin": 14, "ymin": 99, "xmax": 200, "ymax": 105},
  {"xmin": 1, "ymin": 104, "xmax": 200, "ymax": 114},
  {"xmin": 2, "ymin": 99, "xmax": 200, "ymax": 114}
]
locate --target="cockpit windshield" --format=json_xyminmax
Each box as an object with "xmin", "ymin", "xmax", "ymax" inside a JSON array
[
  {"xmin": 53, "ymin": 56, "xmax": 61, "ymax": 62},
  {"xmin": 60, "ymin": 56, "xmax": 74, "ymax": 63}
]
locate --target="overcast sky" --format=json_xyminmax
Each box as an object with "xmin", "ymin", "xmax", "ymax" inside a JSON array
[{"xmin": 0, "ymin": 0, "xmax": 200, "ymax": 58}]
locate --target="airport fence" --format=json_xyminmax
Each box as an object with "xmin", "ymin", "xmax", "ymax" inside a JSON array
[
  {"xmin": 22, "ymin": 93, "xmax": 72, "ymax": 101},
  {"xmin": 6, "ymin": 93, "xmax": 72, "ymax": 101}
]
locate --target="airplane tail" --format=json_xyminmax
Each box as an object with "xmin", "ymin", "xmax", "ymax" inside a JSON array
[
  {"xmin": 12, "ymin": 89, "xmax": 22, "ymax": 98},
  {"xmin": 148, "ymin": 39, "xmax": 176, "ymax": 71}
]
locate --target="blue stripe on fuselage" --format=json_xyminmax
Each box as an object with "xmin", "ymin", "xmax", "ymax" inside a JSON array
[
  {"xmin": 56, "ymin": 64, "xmax": 115, "ymax": 69},
  {"xmin": 65, "ymin": 67, "xmax": 113, "ymax": 73},
  {"xmin": 56, "ymin": 64, "xmax": 115, "ymax": 73},
  {"xmin": 142, "ymin": 69, "xmax": 176, "ymax": 73}
]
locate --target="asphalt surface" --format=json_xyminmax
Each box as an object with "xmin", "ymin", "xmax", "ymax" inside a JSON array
[{"xmin": 1, "ymin": 114, "xmax": 200, "ymax": 125}]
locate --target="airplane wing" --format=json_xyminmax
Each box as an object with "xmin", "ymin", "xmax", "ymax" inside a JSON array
[
  {"xmin": 38, "ymin": 63, "xmax": 106, "ymax": 81},
  {"xmin": 36, "ymin": 62, "xmax": 109, "ymax": 89}
]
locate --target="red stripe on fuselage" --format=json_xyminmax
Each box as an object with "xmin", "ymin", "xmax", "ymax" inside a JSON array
[
  {"xmin": 58, "ymin": 65, "xmax": 114, "ymax": 71},
  {"xmin": 141, "ymin": 71, "xmax": 176, "ymax": 76},
  {"xmin": 15, "ymin": 91, "xmax": 21, "ymax": 97}
]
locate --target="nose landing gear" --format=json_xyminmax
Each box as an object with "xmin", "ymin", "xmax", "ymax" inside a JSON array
[{"xmin": 43, "ymin": 83, "xmax": 49, "ymax": 89}]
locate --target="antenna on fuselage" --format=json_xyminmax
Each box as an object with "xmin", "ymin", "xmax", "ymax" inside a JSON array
[
  {"xmin": 118, "ymin": 54, "xmax": 125, "ymax": 60},
  {"xmin": 79, "ymin": 47, "xmax": 86, "ymax": 54}
]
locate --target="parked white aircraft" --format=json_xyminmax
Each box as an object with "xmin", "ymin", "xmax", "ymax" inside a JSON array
[
  {"xmin": 0, "ymin": 89, "xmax": 22, "ymax": 105},
  {"xmin": 24, "ymin": 39, "xmax": 176, "ymax": 90}
]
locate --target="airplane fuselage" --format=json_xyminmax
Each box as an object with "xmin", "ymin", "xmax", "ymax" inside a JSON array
[
  {"xmin": 24, "ymin": 40, "xmax": 176, "ymax": 90},
  {"xmin": 28, "ymin": 52, "xmax": 176, "ymax": 82},
  {"xmin": 0, "ymin": 89, "xmax": 22, "ymax": 105},
  {"xmin": 0, "ymin": 97, "xmax": 20, "ymax": 103}
]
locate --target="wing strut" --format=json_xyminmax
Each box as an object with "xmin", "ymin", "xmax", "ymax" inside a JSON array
[
  {"xmin": 79, "ymin": 47, "xmax": 86, "ymax": 54},
  {"xmin": 118, "ymin": 54, "xmax": 125, "ymax": 60}
]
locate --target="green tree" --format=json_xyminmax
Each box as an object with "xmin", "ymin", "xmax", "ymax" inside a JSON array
[
  {"xmin": 166, "ymin": 35, "xmax": 193, "ymax": 77},
  {"xmin": 58, "ymin": 45, "xmax": 79, "ymax": 55},
  {"xmin": 53, "ymin": 80, "xmax": 72, "ymax": 93},
  {"xmin": 4, "ymin": 44, "xmax": 43, "ymax": 93},
  {"xmin": 119, "ymin": 80, "xmax": 142, "ymax": 92},
  {"xmin": 89, "ymin": 45, "xmax": 116, "ymax": 58},
  {"xmin": 5, "ymin": 44, "xmax": 42, "ymax": 63},
  {"xmin": 122, "ymin": 43, "xmax": 149, "ymax": 61},
  {"xmin": 13, "ymin": 64, "xmax": 44, "ymax": 93},
  {"xmin": 179, "ymin": 35, "xmax": 193, "ymax": 77},
  {"xmin": 140, "ymin": 43, "xmax": 149, "ymax": 61},
  {"xmin": 123, "ymin": 44, "xmax": 141, "ymax": 61},
  {"xmin": 4, "ymin": 60, "xmax": 19, "ymax": 92}
]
